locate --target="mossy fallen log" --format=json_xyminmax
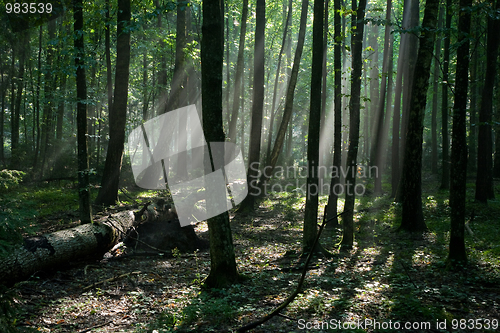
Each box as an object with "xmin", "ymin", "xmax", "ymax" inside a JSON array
[{"xmin": 0, "ymin": 211, "xmax": 135, "ymax": 286}]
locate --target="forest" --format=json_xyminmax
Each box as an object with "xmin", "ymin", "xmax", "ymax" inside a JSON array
[{"xmin": 0, "ymin": 0, "xmax": 500, "ymax": 331}]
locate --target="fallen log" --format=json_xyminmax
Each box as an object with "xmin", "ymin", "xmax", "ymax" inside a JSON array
[{"xmin": 0, "ymin": 211, "xmax": 135, "ymax": 286}]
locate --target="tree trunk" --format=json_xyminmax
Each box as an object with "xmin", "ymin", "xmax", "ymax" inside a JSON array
[
  {"xmin": 468, "ymin": 22, "xmax": 481, "ymax": 174},
  {"xmin": 373, "ymin": 0, "xmax": 392, "ymax": 195},
  {"xmin": 475, "ymin": 0, "xmax": 499, "ymax": 203},
  {"xmin": 201, "ymin": 0, "xmax": 240, "ymax": 288},
  {"xmin": 227, "ymin": 0, "xmax": 249, "ymax": 143},
  {"xmin": 10, "ymin": 31, "xmax": 28, "ymax": 170},
  {"xmin": 342, "ymin": 0, "xmax": 367, "ymax": 250},
  {"xmin": 396, "ymin": 0, "xmax": 419, "ymax": 202},
  {"xmin": 238, "ymin": 0, "xmax": 266, "ymax": 211},
  {"xmin": 303, "ymin": 0, "xmax": 324, "ymax": 253},
  {"xmin": 431, "ymin": 6, "xmax": 443, "ymax": 174},
  {"xmin": 391, "ymin": 18, "xmax": 407, "ymax": 198},
  {"xmin": 254, "ymin": 0, "xmax": 309, "ymax": 189},
  {"xmin": 74, "ymin": 0, "xmax": 93, "ymax": 224},
  {"xmin": 440, "ymin": 0, "xmax": 452, "ymax": 190},
  {"xmin": 325, "ymin": 0, "xmax": 342, "ymax": 224},
  {"xmin": 265, "ymin": 0, "xmax": 293, "ymax": 165},
  {"xmin": 400, "ymin": 0, "xmax": 439, "ymax": 232},
  {"xmin": 95, "ymin": 0, "xmax": 131, "ymax": 207},
  {"xmin": 0, "ymin": 211, "xmax": 135, "ymax": 287},
  {"xmin": 449, "ymin": 0, "xmax": 471, "ymax": 266}
]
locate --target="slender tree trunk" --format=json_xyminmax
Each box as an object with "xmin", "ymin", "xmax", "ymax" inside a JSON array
[
  {"xmin": 33, "ymin": 26, "xmax": 43, "ymax": 169},
  {"xmin": 400, "ymin": 0, "xmax": 439, "ymax": 232},
  {"xmin": 475, "ymin": 0, "xmax": 499, "ymax": 203},
  {"xmin": 326, "ymin": 0, "xmax": 342, "ymax": 224},
  {"xmin": 265, "ymin": 0, "xmax": 293, "ymax": 164},
  {"xmin": 74, "ymin": 0, "xmax": 93, "ymax": 224},
  {"xmin": 369, "ymin": 23, "xmax": 379, "ymax": 167},
  {"xmin": 303, "ymin": 0, "xmax": 324, "ymax": 253},
  {"xmin": 449, "ymin": 0, "xmax": 471, "ymax": 266},
  {"xmin": 373, "ymin": 0, "xmax": 392, "ymax": 195},
  {"xmin": 468, "ymin": 22, "xmax": 480, "ymax": 174},
  {"xmin": 10, "ymin": 32, "xmax": 28, "ymax": 170},
  {"xmin": 396, "ymin": 0, "xmax": 419, "ymax": 201},
  {"xmin": 95, "ymin": 0, "xmax": 131, "ymax": 207},
  {"xmin": 227, "ymin": 0, "xmax": 249, "ymax": 143},
  {"xmin": 238, "ymin": 0, "xmax": 266, "ymax": 211},
  {"xmin": 342, "ymin": 0, "xmax": 367, "ymax": 250},
  {"xmin": 431, "ymin": 6, "xmax": 443, "ymax": 174},
  {"xmin": 391, "ymin": 22, "xmax": 407, "ymax": 198},
  {"xmin": 440, "ymin": 0, "xmax": 452, "ymax": 190},
  {"xmin": 201, "ymin": 0, "xmax": 240, "ymax": 288},
  {"xmin": 252, "ymin": 0, "xmax": 309, "ymax": 189}
]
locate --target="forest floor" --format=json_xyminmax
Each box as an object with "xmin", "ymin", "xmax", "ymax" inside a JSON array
[{"xmin": 4, "ymin": 174, "xmax": 500, "ymax": 332}]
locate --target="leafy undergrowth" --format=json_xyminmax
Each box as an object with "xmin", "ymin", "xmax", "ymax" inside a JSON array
[{"xmin": 5, "ymin": 176, "xmax": 500, "ymax": 332}]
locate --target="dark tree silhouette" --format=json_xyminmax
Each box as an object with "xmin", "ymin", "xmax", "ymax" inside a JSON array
[
  {"xmin": 449, "ymin": 0, "xmax": 472, "ymax": 266},
  {"xmin": 95, "ymin": 0, "xmax": 131, "ymax": 207},
  {"xmin": 400, "ymin": 0, "xmax": 439, "ymax": 232},
  {"xmin": 74, "ymin": 0, "xmax": 92, "ymax": 224},
  {"xmin": 201, "ymin": 0, "xmax": 240, "ymax": 288}
]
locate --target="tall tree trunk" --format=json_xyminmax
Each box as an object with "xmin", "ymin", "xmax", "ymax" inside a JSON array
[
  {"xmin": 325, "ymin": 0, "xmax": 343, "ymax": 224},
  {"xmin": 33, "ymin": 26, "xmax": 43, "ymax": 169},
  {"xmin": 342, "ymin": 0, "xmax": 367, "ymax": 250},
  {"xmin": 74, "ymin": 0, "xmax": 93, "ymax": 224},
  {"xmin": 468, "ymin": 22, "xmax": 481, "ymax": 174},
  {"xmin": 10, "ymin": 32, "xmax": 28, "ymax": 170},
  {"xmin": 396, "ymin": 0, "xmax": 419, "ymax": 202},
  {"xmin": 227, "ymin": 0, "xmax": 249, "ymax": 143},
  {"xmin": 368, "ymin": 23, "xmax": 379, "ymax": 167},
  {"xmin": 475, "ymin": 0, "xmax": 499, "ymax": 203},
  {"xmin": 391, "ymin": 19, "xmax": 407, "ymax": 198},
  {"xmin": 400, "ymin": 0, "xmax": 439, "ymax": 232},
  {"xmin": 95, "ymin": 0, "xmax": 131, "ymax": 207},
  {"xmin": 440, "ymin": 0, "xmax": 452, "ymax": 190},
  {"xmin": 431, "ymin": 6, "xmax": 443, "ymax": 174},
  {"xmin": 201, "ymin": 0, "xmax": 240, "ymax": 288},
  {"xmin": 238, "ymin": 0, "xmax": 266, "ymax": 211},
  {"xmin": 265, "ymin": 0, "xmax": 293, "ymax": 164},
  {"xmin": 373, "ymin": 0, "xmax": 392, "ymax": 195},
  {"xmin": 252, "ymin": 0, "xmax": 309, "ymax": 189},
  {"xmin": 303, "ymin": 0, "xmax": 324, "ymax": 253},
  {"xmin": 41, "ymin": 21, "xmax": 57, "ymax": 176},
  {"xmin": 449, "ymin": 0, "xmax": 471, "ymax": 266}
]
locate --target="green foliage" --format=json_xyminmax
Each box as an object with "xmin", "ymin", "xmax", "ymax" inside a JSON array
[{"xmin": 0, "ymin": 170, "xmax": 26, "ymax": 192}]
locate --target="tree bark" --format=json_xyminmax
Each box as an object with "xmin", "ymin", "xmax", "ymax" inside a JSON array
[
  {"xmin": 431, "ymin": 6, "xmax": 443, "ymax": 174},
  {"xmin": 227, "ymin": 0, "xmax": 249, "ymax": 143},
  {"xmin": 373, "ymin": 0, "xmax": 392, "ymax": 195},
  {"xmin": 475, "ymin": 0, "xmax": 499, "ymax": 203},
  {"xmin": 342, "ymin": 0, "xmax": 367, "ymax": 250},
  {"xmin": 265, "ymin": 0, "xmax": 293, "ymax": 165},
  {"xmin": 238, "ymin": 0, "xmax": 266, "ymax": 211},
  {"xmin": 253, "ymin": 0, "xmax": 309, "ymax": 189},
  {"xmin": 400, "ymin": 0, "xmax": 439, "ymax": 232},
  {"xmin": 449, "ymin": 0, "xmax": 471, "ymax": 266},
  {"xmin": 74, "ymin": 0, "xmax": 93, "ymax": 224},
  {"xmin": 325, "ymin": 0, "xmax": 343, "ymax": 224},
  {"xmin": 95, "ymin": 0, "xmax": 131, "ymax": 207},
  {"xmin": 0, "ymin": 211, "xmax": 135, "ymax": 287},
  {"xmin": 440, "ymin": 0, "xmax": 452, "ymax": 190},
  {"xmin": 201, "ymin": 0, "xmax": 240, "ymax": 288},
  {"xmin": 303, "ymin": 0, "xmax": 324, "ymax": 253}
]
